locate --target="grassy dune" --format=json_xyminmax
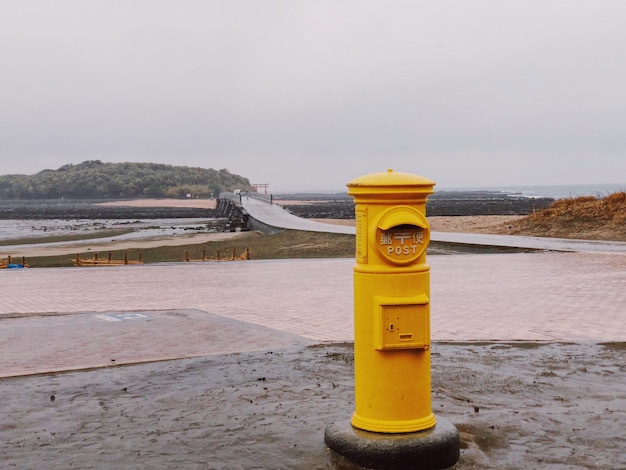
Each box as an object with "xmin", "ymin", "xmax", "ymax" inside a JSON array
[{"xmin": 502, "ymin": 191, "xmax": 626, "ymax": 241}]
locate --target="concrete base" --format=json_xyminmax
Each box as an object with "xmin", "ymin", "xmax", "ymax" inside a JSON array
[{"xmin": 324, "ymin": 415, "xmax": 459, "ymax": 470}]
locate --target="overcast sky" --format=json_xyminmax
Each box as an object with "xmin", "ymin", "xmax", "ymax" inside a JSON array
[{"xmin": 1, "ymin": 1, "xmax": 625, "ymax": 192}]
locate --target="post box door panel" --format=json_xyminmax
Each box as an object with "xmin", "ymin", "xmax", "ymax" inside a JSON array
[{"xmin": 374, "ymin": 295, "xmax": 430, "ymax": 350}]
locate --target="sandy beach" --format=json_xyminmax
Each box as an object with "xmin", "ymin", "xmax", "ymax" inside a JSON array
[
  {"xmin": 0, "ymin": 199, "xmax": 232, "ymax": 258},
  {"xmin": 0, "ymin": 231, "xmax": 246, "ymax": 258}
]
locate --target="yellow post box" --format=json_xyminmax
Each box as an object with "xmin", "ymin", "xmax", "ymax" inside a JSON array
[{"xmin": 347, "ymin": 168, "xmax": 436, "ymax": 434}]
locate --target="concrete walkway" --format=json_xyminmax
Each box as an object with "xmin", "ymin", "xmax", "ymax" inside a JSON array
[
  {"xmin": 431, "ymin": 231, "xmax": 626, "ymax": 254},
  {"xmin": 242, "ymin": 196, "xmax": 355, "ymax": 234},
  {"xmin": 1, "ymin": 251, "xmax": 624, "ymax": 377}
]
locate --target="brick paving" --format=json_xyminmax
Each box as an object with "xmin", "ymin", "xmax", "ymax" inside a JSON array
[{"xmin": 1, "ymin": 252, "xmax": 625, "ymax": 376}]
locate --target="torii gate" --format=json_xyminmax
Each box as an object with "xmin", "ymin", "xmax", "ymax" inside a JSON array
[{"xmin": 253, "ymin": 184, "xmax": 269, "ymax": 194}]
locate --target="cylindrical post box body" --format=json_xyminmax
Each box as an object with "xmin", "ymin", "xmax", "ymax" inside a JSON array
[{"xmin": 347, "ymin": 169, "xmax": 436, "ymax": 433}]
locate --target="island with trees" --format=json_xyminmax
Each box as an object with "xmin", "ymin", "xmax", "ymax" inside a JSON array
[{"xmin": 0, "ymin": 160, "xmax": 254, "ymax": 199}]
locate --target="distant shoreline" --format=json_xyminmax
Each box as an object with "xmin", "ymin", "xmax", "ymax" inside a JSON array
[{"xmin": 95, "ymin": 198, "xmax": 216, "ymax": 209}]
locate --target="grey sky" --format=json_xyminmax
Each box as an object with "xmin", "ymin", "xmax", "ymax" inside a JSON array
[{"xmin": 1, "ymin": 1, "xmax": 625, "ymax": 192}]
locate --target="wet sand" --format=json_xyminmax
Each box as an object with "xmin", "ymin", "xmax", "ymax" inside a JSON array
[
  {"xmin": 0, "ymin": 199, "xmax": 234, "ymax": 257},
  {"xmin": 1, "ymin": 342, "xmax": 624, "ymax": 469},
  {"xmin": 0, "ymin": 231, "xmax": 245, "ymax": 258}
]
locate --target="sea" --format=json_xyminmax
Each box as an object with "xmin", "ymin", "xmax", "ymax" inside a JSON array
[
  {"xmin": 436, "ymin": 183, "xmax": 626, "ymax": 200},
  {"xmin": 281, "ymin": 183, "xmax": 626, "ymax": 200}
]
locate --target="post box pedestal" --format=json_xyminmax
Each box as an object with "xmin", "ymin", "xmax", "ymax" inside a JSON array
[{"xmin": 325, "ymin": 417, "xmax": 459, "ymax": 470}]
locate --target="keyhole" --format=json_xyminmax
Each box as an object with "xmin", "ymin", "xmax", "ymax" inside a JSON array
[{"xmin": 389, "ymin": 323, "xmax": 394, "ymax": 331}]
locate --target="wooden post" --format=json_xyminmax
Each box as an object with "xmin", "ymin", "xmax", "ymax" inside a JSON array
[
  {"xmin": 185, "ymin": 250, "xmax": 190, "ymax": 262},
  {"xmin": 139, "ymin": 253, "xmax": 142, "ymax": 263},
  {"xmin": 203, "ymin": 249, "xmax": 206, "ymax": 261},
  {"xmin": 246, "ymin": 248, "xmax": 251, "ymax": 260},
  {"xmin": 232, "ymin": 248, "xmax": 237, "ymax": 260},
  {"xmin": 124, "ymin": 252, "xmax": 128, "ymax": 265},
  {"xmin": 108, "ymin": 252, "xmax": 112, "ymax": 263},
  {"xmin": 217, "ymin": 250, "xmax": 220, "ymax": 261}
]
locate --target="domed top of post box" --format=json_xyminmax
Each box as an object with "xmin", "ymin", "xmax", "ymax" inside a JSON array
[{"xmin": 347, "ymin": 169, "xmax": 435, "ymax": 200}]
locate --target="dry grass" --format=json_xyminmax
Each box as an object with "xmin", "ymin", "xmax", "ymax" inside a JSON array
[{"xmin": 503, "ymin": 192, "xmax": 626, "ymax": 241}]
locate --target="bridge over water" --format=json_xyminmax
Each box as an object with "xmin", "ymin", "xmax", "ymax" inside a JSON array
[{"xmin": 218, "ymin": 192, "xmax": 626, "ymax": 255}]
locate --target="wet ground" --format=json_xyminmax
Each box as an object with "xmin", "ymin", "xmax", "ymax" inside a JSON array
[
  {"xmin": 1, "ymin": 341, "xmax": 624, "ymax": 469},
  {"xmin": 0, "ymin": 218, "xmax": 225, "ymax": 244}
]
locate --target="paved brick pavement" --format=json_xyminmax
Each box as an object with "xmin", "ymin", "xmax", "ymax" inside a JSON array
[
  {"xmin": 1, "ymin": 252, "xmax": 625, "ymax": 376},
  {"xmin": 0, "ymin": 308, "xmax": 309, "ymax": 378}
]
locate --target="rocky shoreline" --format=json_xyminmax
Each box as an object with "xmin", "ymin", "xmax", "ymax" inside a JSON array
[
  {"xmin": 280, "ymin": 190, "xmax": 554, "ymax": 219},
  {"xmin": 0, "ymin": 199, "xmax": 213, "ymax": 220},
  {"xmin": 0, "ymin": 190, "xmax": 554, "ymax": 221}
]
